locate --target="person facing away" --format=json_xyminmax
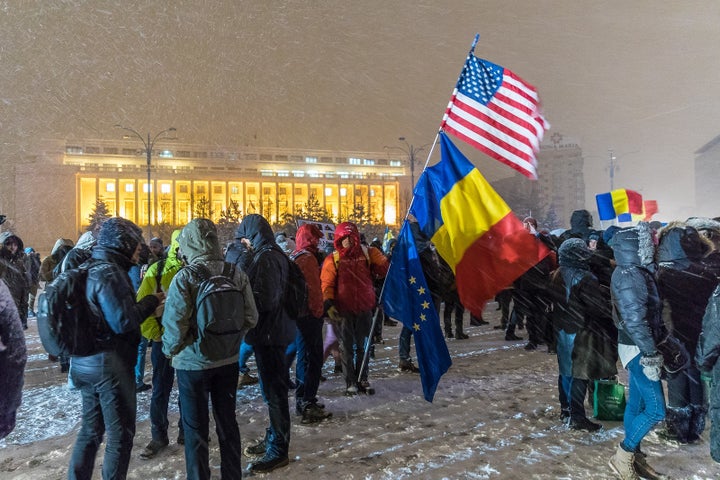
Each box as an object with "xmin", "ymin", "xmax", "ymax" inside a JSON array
[
  {"xmin": 231, "ymin": 213, "xmax": 295, "ymax": 474},
  {"xmin": 696, "ymin": 283, "xmax": 720, "ymax": 463},
  {"xmin": 320, "ymin": 221, "xmax": 389, "ymax": 395},
  {"xmin": 608, "ymin": 222, "xmax": 667, "ymax": 480},
  {"xmin": 0, "ymin": 232, "xmax": 30, "ymax": 330},
  {"xmin": 162, "ymin": 218, "xmax": 257, "ymax": 480},
  {"xmin": 0, "ymin": 278, "xmax": 27, "ymax": 440},
  {"xmin": 549, "ymin": 238, "xmax": 614, "ymax": 432},
  {"xmin": 655, "ymin": 223, "xmax": 717, "ymax": 444},
  {"xmin": 68, "ymin": 217, "xmax": 163, "ymax": 480},
  {"xmin": 290, "ymin": 223, "xmax": 333, "ymax": 424},
  {"xmin": 136, "ymin": 229, "xmax": 186, "ymax": 459},
  {"xmin": 24, "ymin": 247, "xmax": 41, "ymax": 317},
  {"xmin": 39, "ymin": 238, "xmax": 73, "ymax": 283}
]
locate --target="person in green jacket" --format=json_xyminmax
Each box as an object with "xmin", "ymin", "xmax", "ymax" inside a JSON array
[{"xmin": 136, "ymin": 229, "xmax": 184, "ymax": 459}]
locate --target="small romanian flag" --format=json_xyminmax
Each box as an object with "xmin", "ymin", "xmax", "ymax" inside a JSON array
[
  {"xmin": 410, "ymin": 132, "xmax": 551, "ymax": 317},
  {"xmin": 595, "ymin": 189, "xmax": 644, "ymax": 221}
]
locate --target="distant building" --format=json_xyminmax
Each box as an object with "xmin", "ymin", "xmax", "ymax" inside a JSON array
[
  {"xmin": 695, "ymin": 134, "xmax": 720, "ymax": 218},
  {"xmin": 6, "ymin": 139, "xmax": 405, "ymax": 253},
  {"xmin": 491, "ymin": 132, "xmax": 585, "ymax": 229}
]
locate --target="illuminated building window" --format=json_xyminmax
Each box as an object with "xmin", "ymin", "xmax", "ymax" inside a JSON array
[
  {"xmin": 363, "ymin": 159, "xmax": 375, "ymax": 165},
  {"xmin": 161, "ymin": 184, "xmax": 172, "ymax": 194},
  {"xmin": 159, "ymin": 150, "xmax": 173, "ymax": 158},
  {"xmin": 105, "ymin": 182, "xmax": 115, "ymax": 193},
  {"xmin": 260, "ymin": 170, "xmax": 274, "ymax": 176},
  {"xmin": 348, "ymin": 157, "xmax": 361, "ymax": 165},
  {"xmin": 277, "ymin": 171, "xmax": 290, "ymax": 177},
  {"xmin": 125, "ymin": 183, "xmax": 134, "ymax": 193},
  {"xmin": 325, "ymin": 187, "xmax": 332, "ymax": 196},
  {"xmin": 308, "ymin": 171, "xmax": 320, "ymax": 178},
  {"xmin": 340, "ymin": 188, "xmax": 347, "ymax": 197},
  {"xmin": 292, "ymin": 170, "xmax": 305, "ymax": 177},
  {"xmin": 305, "ymin": 156, "xmax": 317, "ymax": 164},
  {"xmin": 337, "ymin": 172, "xmax": 349, "ymax": 179},
  {"xmin": 390, "ymin": 160, "xmax": 401, "ymax": 167}
]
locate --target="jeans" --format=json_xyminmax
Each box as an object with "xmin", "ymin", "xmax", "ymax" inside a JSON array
[
  {"xmin": 238, "ymin": 340, "xmax": 254, "ymax": 374},
  {"xmin": 135, "ymin": 336, "xmax": 148, "ymax": 386},
  {"xmin": 68, "ymin": 353, "xmax": 136, "ymax": 480},
  {"xmin": 398, "ymin": 326, "xmax": 413, "ymax": 362},
  {"xmin": 255, "ymin": 345, "xmax": 291, "ymax": 459},
  {"xmin": 336, "ymin": 310, "xmax": 373, "ymax": 387},
  {"xmin": 177, "ymin": 363, "xmax": 242, "ymax": 480},
  {"xmin": 556, "ymin": 329, "xmax": 576, "ymax": 413},
  {"xmin": 149, "ymin": 341, "xmax": 182, "ymax": 443},
  {"xmin": 295, "ymin": 316, "xmax": 324, "ymax": 411},
  {"xmin": 622, "ymin": 354, "xmax": 666, "ymax": 451}
]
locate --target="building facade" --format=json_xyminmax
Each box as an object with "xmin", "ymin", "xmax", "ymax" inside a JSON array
[{"xmin": 9, "ymin": 139, "xmax": 406, "ymax": 254}]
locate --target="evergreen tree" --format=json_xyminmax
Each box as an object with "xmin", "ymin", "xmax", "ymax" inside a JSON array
[
  {"xmin": 87, "ymin": 199, "xmax": 111, "ymax": 234},
  {"xmin": 193, "ymin": 196, "xmax": 213, "ymax": 219},
  {"xmin": 216, "ymin": 200, "xmax": 243, "ymax": 247}
]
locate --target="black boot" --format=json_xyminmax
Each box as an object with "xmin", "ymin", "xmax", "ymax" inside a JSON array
[
  {"xmin": 688, "ymin": 404, "xmax": 708, "ymax": 442},
  {"xmin": 659, "ymin": 406, "xmax": 692, "ymax": 443}
]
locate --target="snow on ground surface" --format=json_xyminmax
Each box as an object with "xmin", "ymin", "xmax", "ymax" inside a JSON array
[{"xmin": 2, "ymin": 303, "xmax": 720, "ymax": 479}]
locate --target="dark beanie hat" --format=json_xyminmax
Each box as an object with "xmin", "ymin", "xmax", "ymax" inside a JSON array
[{"xmin": 97, "ymin": 217, "xmax": 144, "ymax": 260}]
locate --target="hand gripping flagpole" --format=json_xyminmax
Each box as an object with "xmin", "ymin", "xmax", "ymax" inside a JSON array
[{"xmin": 357, "ymin": 34, "xmax": 481, "ymax": 386}]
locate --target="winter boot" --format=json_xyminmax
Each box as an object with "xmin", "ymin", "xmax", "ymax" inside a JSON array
[
  {"xmin": 633, "ymin": 449, "xmax": 668, "ymax": 480},
  {"xmin": 609, "ymin": 444, "xmax": 639, "ymax": 480},
  {"xmin": 688, "ymin": 404, "xmax": 708, "ymax": 443},
  {"xmin": 659, "ymin": 406, "xmax": 692, "ymax": 443}
]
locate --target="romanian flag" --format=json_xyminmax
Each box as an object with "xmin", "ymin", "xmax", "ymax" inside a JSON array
[
  {"xmin": 410, "ymin": 132, "xmax": 551, "ymax": 317},
  {"xmin": 595, "ymin": 189, "xmax": 644, "ymax": 221},
  {"xmin": 643, "ymin": 200, "xmax": 659, "ymax": 221}
]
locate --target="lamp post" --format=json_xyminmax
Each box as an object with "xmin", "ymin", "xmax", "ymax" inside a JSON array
[
  {"xmin": 115, "ymin": 124, "xmax": 176, "ymax": 237},
  {"xmin": 608, "ymin": 149, "xmax": 618, "ymax": 190},
  {"xmin": 384, "ymin": 137, "xmax": 429, "ymax": 190}
]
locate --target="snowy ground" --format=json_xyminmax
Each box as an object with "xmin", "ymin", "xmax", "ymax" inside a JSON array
[{"xmin": 2, "ymin": 303, "xmax": 720, "ymax": 479}]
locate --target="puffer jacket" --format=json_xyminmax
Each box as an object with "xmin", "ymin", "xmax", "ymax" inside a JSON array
[
  {"xmin": 320, "ymin": 222, "xmax": 389, "ymax": 314},
  {"xmin": 0, "ymin": 279, "xmax": 26, "ymax": 439},
  {"xmin": 232, "ymin": 214, "xmax": 292, "ymax": 346},
  {"xmin": 0, "ymin": 232, "xmax": 29, "ymax": 315},
  {"xmin": 72, "ymin": 218, "xmax": 160, "ymax": 372},
  {"xmin": 292, "ymin": 224, "xmax": 324, "ymax": 319},
  {"xmin": 696, "ymin": 284, "xmax": 720, "ymax": 462},
  {"xmin": 162, "ymin": 219, "xmax": 258, "ymax": 369},
  {"xmin": 610, "ymin": 222, "xmax": 663, "ymax": 355},
  {"xmin": 139, "ymin": 229, "xmax": 184, "ymax": 341},
  {"xmin": 656, "ymin": 224, "xmax": 717, "ymax": 359}
]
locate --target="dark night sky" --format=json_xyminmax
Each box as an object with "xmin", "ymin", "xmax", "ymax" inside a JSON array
[{"xmin": 2, "ymin": 1, "xmax": 719, "ymax": 220}]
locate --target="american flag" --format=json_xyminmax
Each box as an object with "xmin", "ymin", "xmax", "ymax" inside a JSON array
[{"xmin": 441, "ymin": 54, "xmax": 549, "ymax": 180}]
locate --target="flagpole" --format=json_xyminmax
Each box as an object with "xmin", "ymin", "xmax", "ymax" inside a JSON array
[{"xmin": 358, "ymin": 34, "xmax": 482, "ymax": 384}]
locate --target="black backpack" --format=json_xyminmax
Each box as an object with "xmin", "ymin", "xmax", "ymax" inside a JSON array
[
  {"xmin": 188, "ymin": 262, "xmax": 246, "ymax": 361},
  {"xmin": 37, "ymin": 263, "xmax": 104, "ymax": 357},
  {"xmin": 286, "ymin": 251, "xmax": 310, "ymax": 319}
]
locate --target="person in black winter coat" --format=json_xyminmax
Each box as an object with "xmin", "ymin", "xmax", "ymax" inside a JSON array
[
  {"xmin": 0, "ymin": 232, "xmax": 30, "ymax": 329},
  {"xmin": 0, "ymin": 279, "xmax": 26, "ymax": 439},
  {"xmin": 68, "ymin": 218, "xmax": 163, "ymax": 480},
  {"xmin": 608, "ymin": 222, "xmax": 667, "ymax": 480},
  {"xmin": 696, "ymin": 284, "xmax": 720, "ymax": 462},
  {"xmin": 234, "ymin": 214, "xmax": 295, "ymax": 475},
  {"xmin": 656, "ymin": 223, "xmax": 717, "ymax": 444},
  {"xmin": 548, "ymin": 238, "xmax": 613, "ymax": 432}
]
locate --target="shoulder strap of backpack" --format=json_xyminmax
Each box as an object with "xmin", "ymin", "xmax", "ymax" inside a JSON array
[{"xmin": 333, "ymin": 247, "xmax": 370, "ymax": 268}]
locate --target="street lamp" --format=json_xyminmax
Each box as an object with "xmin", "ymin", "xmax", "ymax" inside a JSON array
[
  {"xmin": 608, "ymin": 149, "xmax": 619, "ymax": 190},
  {"xmin": 115, "ymin": 124, "xmax": 176, "ymax": 237},
  {"xmin": 384, "ymin": 137, "xmax": 430, "ymax": 190}
]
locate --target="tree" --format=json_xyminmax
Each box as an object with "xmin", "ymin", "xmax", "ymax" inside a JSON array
[
  {"xmin": 216, "ymin": 200, "xmax": 243, "ymax": 247},
  {"xmin": 295, "ymin": 193, "xmax": 333, "ymax": 223},
  {"xmin": 193, "ymin": 196, "xmax": 213, "ymax": 220},
  {"xmin": 87, "ymin": 199, "xmax": 111, "ymax": 234}
]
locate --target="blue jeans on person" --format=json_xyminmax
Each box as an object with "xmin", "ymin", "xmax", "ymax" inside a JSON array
[
  {"xmin": 555, "ymin": 329, "xmax": 575, "ymax": 415},
  {"xmin": 135, "ymin": 336, "xmax": 148, "ymax": 386},
  {"xmin": 149, "ymin": 341, "xmax": 182, "ymax": 443},
  {"xmin": 295, "ymin": 316, "xmax": 324, "ymax": 412},
  {"xmin": 68, "ymin": 352, "xmax": 136, "ymax": 480},
  {"xmin": 255, "ymin": 344, "xmax": 291, "ymax": 459},
  {"xmin": 398, "ymin": 326, "xmax": 413, "ymax": 362},
  {"xmin": 622, "ymin": 354, "xmax": 666, "ymax": 451},
  {"xmin": 177, "ymin": 363, "xmax": 242, "ymax": 480},
  {"xmin": 238, "ymin": 340, "xmax": 254, "ymax": 374}
]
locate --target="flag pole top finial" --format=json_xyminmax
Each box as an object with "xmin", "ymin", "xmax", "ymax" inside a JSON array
[{"xmin": 470, "ymin": 34, "xmax": 480, "ymax": 54}]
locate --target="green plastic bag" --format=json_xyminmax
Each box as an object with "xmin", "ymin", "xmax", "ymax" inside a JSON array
[{"xmin": 593, "ymin": 379, "xmax": 626, "ymax": 421}]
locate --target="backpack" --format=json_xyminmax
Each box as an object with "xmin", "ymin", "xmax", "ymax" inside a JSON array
[
  {"xmin": 286, "ymin": 251, "xmax": 310, "ymax": 319},
  {"xmin": 37, "ymin": 263, "xmax": 104, "ymax": 357},
  {"xmin": 188, "ymin": 262, "xmax": 246, "ymax": 361}
]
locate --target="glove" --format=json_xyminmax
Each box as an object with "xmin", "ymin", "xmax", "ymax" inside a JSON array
[
  {"xmin": 323, "ymin": 300, "xmax": 341, "ymax": 322},
  {"xmin": 639, "ymin": 353, "xmax": 663, "ymax": 382}
]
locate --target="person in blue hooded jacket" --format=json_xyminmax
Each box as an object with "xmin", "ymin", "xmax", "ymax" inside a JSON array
[{"xmin": 68, "ymin": 217, "xmax": 163, "ymax": 480}]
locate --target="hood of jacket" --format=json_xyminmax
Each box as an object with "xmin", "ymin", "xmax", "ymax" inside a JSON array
[
  {"xmin": 235, "ymin": 214, "xmax": 277, "ymax": 253},
  {"xmin": 569, "ymin": 210, "xmax": 593, "ymax": 237},
  {"xmin": 558, "ymin": 238, "xmax": 592, "ymax": 269},
  {"xmin": 0, "ymin": 232, "xmax": 24, "ymax": 257},
  {"xmin": 333, "ymin": 222, "xmax": 363, "ymax": 259},
  {"xmin": 177, "ymin": 218, "xmax": 222, "ymax": 265},
  {"xmin": 166, "ymin": 229, "xmax": 182, "ymax": 266},
  {"xmin": 75, "ymin": 231, "xmax": 97, "ymax": 251},
  {"xmin": 656, "ymin": 222, "xmax": 710, "ymax": 268},
  {"xmin": 96, "ymin": 217, "xmax": 144, "ymax": 262},
  {"xmin": 611, "ymin": 222, "xmax": 655, "ymax": 269},
  {"xmin": 50, "ymin": 238, "xmax": 74, "ymax": 256},
  {"xmin": 295, "ymin": 223, "xmax": 322, "ymax": 254}
]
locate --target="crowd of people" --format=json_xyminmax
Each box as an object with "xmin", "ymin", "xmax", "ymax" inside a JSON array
[{"xmin": 2, "ymin": 208, "xmax": 720, "ymax": 479}]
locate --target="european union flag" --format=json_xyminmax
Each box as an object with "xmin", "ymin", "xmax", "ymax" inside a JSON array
[{"xmin": 381, "ymin": 220, "xmax": 452, "ymax": 402}]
